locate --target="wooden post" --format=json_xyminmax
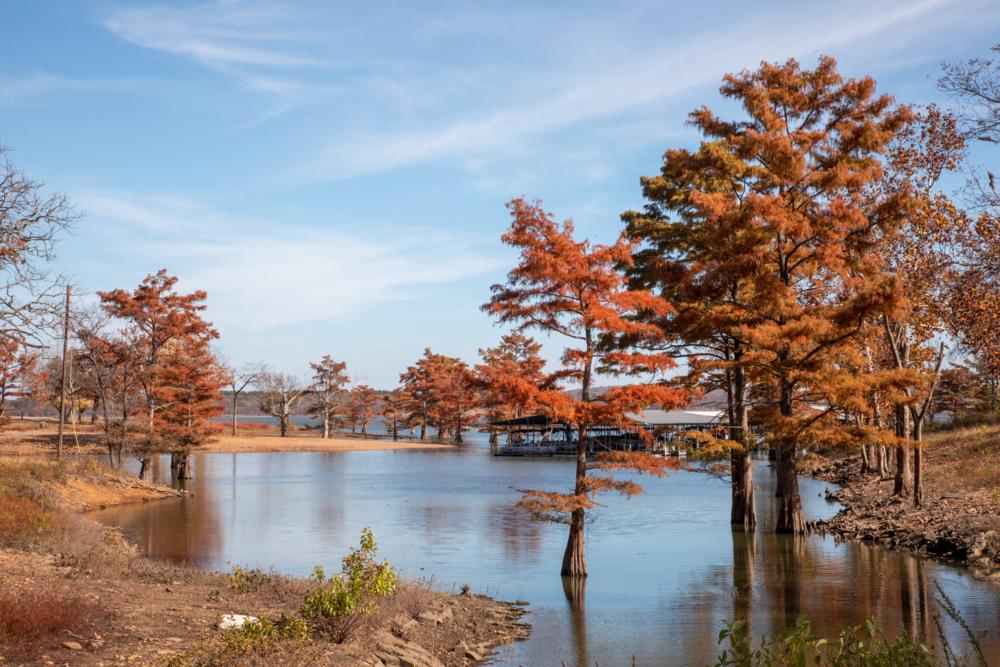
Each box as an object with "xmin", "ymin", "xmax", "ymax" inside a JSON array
[{"xmin": 56, "ymin": 285, "xmax": 71, "ymax": 458}]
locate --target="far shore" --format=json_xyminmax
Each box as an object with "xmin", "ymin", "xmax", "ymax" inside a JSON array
[
  {"xmin": 0, "ymin": 419, "xmax": 459, "ymax": 456},
  {"xmin": 200, "ymin": 434, "xmax": 457, "ymax": 453}
]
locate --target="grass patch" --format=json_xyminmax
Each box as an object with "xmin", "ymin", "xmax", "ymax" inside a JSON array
[{"xmin": 0, "ymin": 587, "xmax": 107, "ymax": 660}]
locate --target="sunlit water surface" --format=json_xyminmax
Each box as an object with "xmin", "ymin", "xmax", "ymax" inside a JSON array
[{"xmin": 91, "ymin": 446, "xmax": 1000, "ymax": 666}]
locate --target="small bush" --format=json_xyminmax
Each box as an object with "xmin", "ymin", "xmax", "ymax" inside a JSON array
[
  {"xmin": 714, "ymin": 616, "xmax": 936, "ymax": 666},
  {"xmin": 0, "ymin": 588, "xmax": 105, "ymax": 660},
  {"xmin": 300, "ymin": 527, "xmax": 397, "ymax": 642},
  {"xmin": 227, "ymin": 564, "xmax": 268, "ymax": 591},
  {"xmin": 0, "ymin": 492, "xmax": 64, "ymax": 547},
  {"xmin": 220, "ymin": 616, "xmax": 311, "ymax": 654}
]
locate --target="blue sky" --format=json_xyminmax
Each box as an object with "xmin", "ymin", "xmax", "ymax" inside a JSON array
[{"xmin": 3, "ymin": 0, "xmax": 998, "ymax": 387}]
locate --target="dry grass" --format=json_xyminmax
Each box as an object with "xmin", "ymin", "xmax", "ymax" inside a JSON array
[
  {"xmin": 0, "ymin": 586, "xmax": 108, "ymax": 660},
  {"xmin": 925, "ymin": 423, "xmax": 1000, "ymax": 495}
]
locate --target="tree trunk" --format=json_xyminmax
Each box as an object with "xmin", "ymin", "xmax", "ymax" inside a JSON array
[
  {"xmin": 280, "ymin": 414, "xmax": 288, "ymax": 437},
  {"xmin": 775, "ymin": 443, "xmax": 806, "ymax": 534},
  {"xmin": 878, "ymin": 446, "xmax": 888, "ymax": 478},
  {"xmin": 729, "ymin": 364, "xmax": 756, "ymax": 529},
  {"xmin": 912, "ymin": 418, "xmax": 923, "ymax": 507},
  {"xmin": 561, "ymin": 423, "xmax": 588, "ymax": 578},
  {"xmin": 893, "ymin": 404, "xmax": 911, "ymax": 497},
  {"xmin": 174, "ymin": 452, "xmax": 191, "ymax": 480},
  {"xmin": 774, "ymin": 381, "xmax": 805, "ymax": 534},
  {"xmin": 731, "ymin": 450, "xmax": 756, "ymax": 530},
  {"xmin": 860, "ymin": 443, "xmax": 871, "ymax": 474},
  {"xmin": 562, "ymin": 344, "xmax": 593, "ymax": 578},
  {"xmin": 231, "ymin": 393, "xmax": 238, "ymax": 436},
  {"xmin": 138, "ymin": 456, "xmax": 153, "ymax": 482}
]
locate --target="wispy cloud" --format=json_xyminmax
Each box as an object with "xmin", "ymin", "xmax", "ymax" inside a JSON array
[
  {"xmin": 74, "ymin": 190, "xmax": 502, "ymax": 333},
  {"xmin": 0, "ymin": 73, "xmax": 154, "ymax": 104},
  {"xmin": 292, "ymin": 0, "xmax": 954, "ymax": 182},
  {"xmin": 102, "ymin": 3, "xmax": 319, "ymax": 69}
]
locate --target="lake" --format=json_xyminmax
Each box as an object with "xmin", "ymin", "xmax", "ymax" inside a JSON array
[{"xmin": 91, "ymin": 445, "xmax": 1000, "ymax": 666}]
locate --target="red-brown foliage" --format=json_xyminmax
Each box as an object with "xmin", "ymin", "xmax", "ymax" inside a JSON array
[{"xmin": 0, "ymin": 588, "xmax": 106, "ymax": 659}]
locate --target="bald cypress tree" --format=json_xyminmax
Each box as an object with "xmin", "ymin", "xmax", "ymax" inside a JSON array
[{"xmin": 626, "ymin": 57, "xmax": 911, "ymax": 534}]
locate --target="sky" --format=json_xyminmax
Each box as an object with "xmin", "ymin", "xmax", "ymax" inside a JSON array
[{"xmin": 2, "ymin": 0, "xmax": 998, "ymax": 387}]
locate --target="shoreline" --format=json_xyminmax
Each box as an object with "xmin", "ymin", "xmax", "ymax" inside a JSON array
[
  {"xmin": 810, "ymin": 453, "xmax": 1000, "ymax": 583},
  {"xmin": 0, "ymin": 456, "xmax": 530, "ymax": 665},
  {"xmin": 0, "ymin": 427, "xmax": 460, "ymax": 456},
  {"xmin": 198, "ymin": 434, "xmax": 458, "ymax": 454}
]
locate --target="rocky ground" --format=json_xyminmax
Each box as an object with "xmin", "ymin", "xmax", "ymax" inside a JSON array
[
  {"xmin": 0, "ymin": 456, "xmax": 530, "ymax": 666},
  {"xmin": 809, "ymin": 424, "xmax": 1000, "ymax": 582}
]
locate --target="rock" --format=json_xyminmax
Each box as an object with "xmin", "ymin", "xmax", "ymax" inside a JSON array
[
  {"xmin": 218, "ymin": 614, "xmax": 258, "ymax": 630},
  {"xmin": 165, "ymin": 637, "xmax": 183, "ymax": 643},
  {"xmin": 373, "ymin": 631, "xmax": 444, "ymax": 667},
  {"xmin": 416, "ymin": 607, "xmax": 453, "ymax": 625},
  {"xmin": 512, "ymin": 599, "xmax": 529, "ymax": 606},
  {"xmin": 464, "ymin": 648, "xmax": 484, "ymax": 661},
  {"xmin": 61, "ymin": 642, "xmax": 82, "ymax": 651}
]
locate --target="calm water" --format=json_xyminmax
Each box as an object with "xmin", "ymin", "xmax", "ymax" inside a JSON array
[{"xmin": 91, "ymin": 447, "xmax": 1000, "ymax": 666}]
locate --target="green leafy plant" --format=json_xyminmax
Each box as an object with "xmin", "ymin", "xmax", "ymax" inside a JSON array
[
  {"xmin": 300, "ymin": 527, "xmax": 397, "ymax": 642},
  {"xmin": 714, "ymin": 615, "xmax": 936, "ymax": 666},
  {"xmin": 225, "ymin": 564, "xmax": 269, "ymax": 591}
]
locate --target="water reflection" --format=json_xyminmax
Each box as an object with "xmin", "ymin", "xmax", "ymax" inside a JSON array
[{"xmin": 91, "ymin": 449, "xmax": 1000, "ymax": 665}]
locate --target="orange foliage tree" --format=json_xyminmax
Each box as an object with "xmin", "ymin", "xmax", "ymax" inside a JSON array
[
  {"xmin": 871, "ymin": 106, "xmax": 966, "ymax": 505},
  {"xmin": 0, "ymin": 341, "xmax": 37, "ymax": 422},
  {"xmin": 98, "ymin": 270, "xmax": 219, "ymax": 479},
  {"xmin": 475, "ymin": 333, "xmax": 546, "ymax": 444},
  {"xmin": 483, "ymin": 197, "xmax": 687, "ymax": 577},
  {"xmin": 347, "ymin": 384, "xmax": 379, "ymax": 435},
  {"xmin": 154, "ymin": 337, "xmax": 225, "ymax": 479},
  {"xmin": 628, "ymin": 58, "xmax": 911, "ymax": 534},
  {"xmin": 426, "ymin": 354, "xmax": 478, "ymax": 443}
]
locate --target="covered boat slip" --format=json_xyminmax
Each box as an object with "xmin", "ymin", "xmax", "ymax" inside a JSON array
[{"xmin": 488, "ymin": 408, "xmax": 726, "ymax": 456}]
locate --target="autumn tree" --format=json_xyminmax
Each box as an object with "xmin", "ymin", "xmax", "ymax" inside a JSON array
[
  {"xmin": 398, "ymin": 349, "xmax": 437, "ymax": 440},
  {"xmin": 380, "ymin": 389, "xmax": 404, "ymax": 441},
  {"xmin": 221, "ymin": 361, "xmax": 262, "ymax": 437},
  {"xmin": 0, "ymin": 342, "xmax": 37, "ymax": 421},
  {"xmin": 629, "ymin": 58, "xmax": 911, "ymax": 534},
  {"xmin": 436, "ymin": 356, "xmax": 480, "ymax": 442},
  {"xmin": 347, "ymin": 384, "xmax": 379, "ymax": 435},
  {"xmin": 308, "ymin": 356, "xmax": 350, "ymax": 438},
  {"xmin": 484, "ymin": 197, "xmax": 687, "ymax": 577},
  {"xmin": 154, "ymin": 337, "xmax": 225, "ymax": 479},
  {"xmin": 871, "ymin": 107, "xmax": 966, "ymax": 505},
  {"xmin": 259, "ymin": 370, "xmax": 307, "ymax": 437},
  {"xmin": 476, "ymin": 333, "xmax": 546, "ymax": 443},
  {"xmin": 98, "ymin": 270, "xmax": 219, "ymax": 478}
]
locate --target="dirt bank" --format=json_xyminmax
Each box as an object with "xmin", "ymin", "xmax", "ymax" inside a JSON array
[
  {"xmin": 0, "ymin": 457, "xmax": 529, "ymax": 665},
  {"xmin": 810, "ymin": 424, "xmax": 1000, "ymax": 582},
  {"xmin": 0, "ymin": 422, "xmax": 457, "ymax": 456}
]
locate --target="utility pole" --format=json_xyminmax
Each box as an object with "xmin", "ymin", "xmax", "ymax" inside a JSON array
[{"xmin": 56, "ymin": 285, "xmax": 71, "ymax": 458}]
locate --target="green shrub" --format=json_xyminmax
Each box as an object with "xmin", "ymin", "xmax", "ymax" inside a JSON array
[
  {"xmin": 220, "ymin": 616, "xmax": 310, "ymax": 654},
  {"xmin": 300, "ymin": 527, "xmax": 397, "ymax": 642},
  {"xmin": 714, "ymin": 616, "xmax": 936, "ymax": 666},
  {"xmin": 226, "ymin": 564, "xmax": 269, "ymax": 591}
]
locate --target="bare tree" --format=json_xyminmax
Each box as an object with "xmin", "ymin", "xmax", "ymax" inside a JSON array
[
  {"xmin": 0, "ymin": 146, "xmax": 75, "ymax": 356},
  {"xmin": 259, "ymin": 370, "xmax": 307, "ymax": 437},
  {"xmin": 221, "ymin": 360, "xmax": 262, "ymax": 436}
]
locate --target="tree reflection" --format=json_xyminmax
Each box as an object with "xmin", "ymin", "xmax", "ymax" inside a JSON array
[{"xmin": 562, "ymin": 574, "xmax": 589, "ymax": 667}]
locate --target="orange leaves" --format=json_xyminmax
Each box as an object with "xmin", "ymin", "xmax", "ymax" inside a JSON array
[
  {"xmin": 590, "ymin": 451, "xmax": 683, "ymax": 478},
  {"xmin": 517, "ymin": 490, "xmax": 597, "ymax": 521}
]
